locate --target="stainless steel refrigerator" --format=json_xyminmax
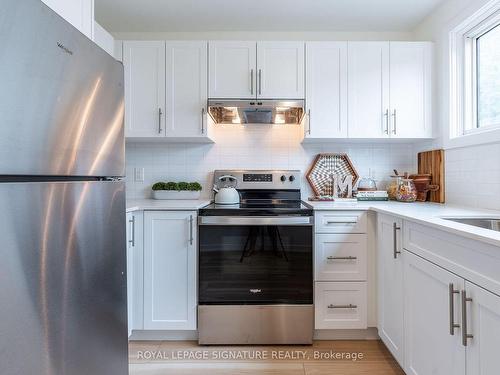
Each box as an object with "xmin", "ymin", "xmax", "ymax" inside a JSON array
[{"xmin": 0, "ymin": 0, "xmax": 128, "ymax": 374}]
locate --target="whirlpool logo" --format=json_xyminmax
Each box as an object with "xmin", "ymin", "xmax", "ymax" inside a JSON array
[
  {"xmin": 249, "ymin": 289, "xmax": 262, "ymax": 294},
  {"xmin": 57, "ymin": 42, "xmax": 73, "ymax": 55}
]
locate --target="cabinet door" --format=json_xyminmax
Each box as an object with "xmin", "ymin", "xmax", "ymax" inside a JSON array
[
  {"xmin": 257, "ymin": 42, "xmax": 305, "ymax": 99},
  {"xmin": 126, "ymin": 212, "xmax": 144, "ymax": 337},
  {"xmin": 404, "ymin": 251, "xmax": 465, "ymax": 375},
  {"xmin": 315, "ymin": 234, "xmax": 367, "ymax": 281},
  {"xmin": 305, "ymin": 42, "xmax": 347, "ymax": 138},
  {"xmin": 123, "ymin": 41, "xmax": 166, "ymax": 138},
  {"xmin": 41, "ymin": 0, "xmax": 94, "ymax": 38},
  {"xmin": 377, "ymin": 214, "xmax": 404, "ymax": 365},
  {"xmin": 348, "ymin": 42, "xmax": 390, "ymax": 138},
  {"xmin": 143, "ymin": 211, "xmax": 197, "ymax": 330},
  {"xmin": 465, "ymin": 282, "xmax": 500, "ymax": 375},
  {"xmin": 166, "ymin": 42, "xmax": 208, "ymax": 138},
  {"xmin": 390, "ymin": 42, "xmax": 433, "ymax": 138},
  {"xmin": 209, "ymin": 41, "xmax": 256, "ymax": 99}
]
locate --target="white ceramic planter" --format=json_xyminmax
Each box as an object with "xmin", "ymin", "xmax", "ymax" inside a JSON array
[{"xmin": 152, "ymin": 190, "xmax": 201, "ymax": 200}]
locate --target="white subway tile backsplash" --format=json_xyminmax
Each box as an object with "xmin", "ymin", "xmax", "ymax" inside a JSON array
[
  {"xmin": 445, "ymin": 142, "xmax": 500, "ymax": 210},
  {"xmin": 125, "ymin": 126, "xmax": 418, "ymax": 199}
]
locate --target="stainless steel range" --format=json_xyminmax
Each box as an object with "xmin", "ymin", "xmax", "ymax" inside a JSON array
[{"xmin": 198, "ymin": 170, "xmax": 314, "ymax": 345}]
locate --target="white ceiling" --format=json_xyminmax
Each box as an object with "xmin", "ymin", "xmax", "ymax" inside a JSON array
[{"xmin": 95, "ymin": 0, "xmax": 445, "ymax": 33}]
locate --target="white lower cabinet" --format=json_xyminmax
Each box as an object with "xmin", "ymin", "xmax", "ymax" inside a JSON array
[
  {"xmin": 143, "ymin": 211, "xmax": 197, "ymax": 330},
  {"xmin": 315, "ymin": 282, "xmax": 367, "ymax": 329},
  {"xmin": 377, "ymin": 214, "xmax": 404, "ymax": 365},
  {"xmin": 465, "ymin": 281, "xmax": 500, "ymax": 375},
  {"xmin": 314, "ymin": 210, "xmax": 369, "ymax": 330},
  {"xmin": 126, "ymin": 211, "xmax": 144, "ymax": 337},
  {"xmin": 403, "ymin": 251, "xmax": 465, "ymax": 375},
  {"xmin": 395, "ymin": 219, "xmax": 500, "ymax": 375}
]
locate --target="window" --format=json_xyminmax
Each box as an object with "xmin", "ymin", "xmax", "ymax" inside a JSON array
[
  {"xmin": 450, "ymin": 1, "xmax": 500, "ymax": 143},
  {"xmin": 476, "ymin": 24, "xmax": 500, "ymax": 129}
]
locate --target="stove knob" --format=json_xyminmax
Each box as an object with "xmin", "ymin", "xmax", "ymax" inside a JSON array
[
  {"xmin": 289, "ymin": 175, "xmax": 296, "ymax": 182},
  {"xmin": 280, "ymin": 175, "xmax": 287, "ymax": 182}
]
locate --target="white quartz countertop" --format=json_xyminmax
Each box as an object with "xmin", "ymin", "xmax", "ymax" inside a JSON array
[
  {"xmin": 126, "ymin": 199, "xmax": 211, "ymax": 212},
  {"xmin": 126, "ymin": 198, "xmax": 500, "ymax": 247},
  {"xmin": 309, "ymin": 200, "xmax": 500, "ymax": 247}
]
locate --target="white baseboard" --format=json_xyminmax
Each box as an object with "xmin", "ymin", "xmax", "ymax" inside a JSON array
[
  {"xmin": 130, "ymin": 330, "xmax": 198, "ymax": 341},
  {"xmin": 129, "ymin": 328, "xmax": 380, "ymax": 342},
  {"xmin": 313, "ymin": 327, "xmax": 379, "ymax": 340}
]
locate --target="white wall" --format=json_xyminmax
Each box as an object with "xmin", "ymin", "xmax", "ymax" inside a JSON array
[
  {"xmin": 413, "ymin": 0, "xmax": 500, "ymax": 210},
  {"xmin": 125, "ymin": 126, "xmax": 416, "ymax": 200}
]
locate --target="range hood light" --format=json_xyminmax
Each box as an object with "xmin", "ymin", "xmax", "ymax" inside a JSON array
[{"xmin": 208, "ymin": 99, "xmax": 304, "ymax": 125}]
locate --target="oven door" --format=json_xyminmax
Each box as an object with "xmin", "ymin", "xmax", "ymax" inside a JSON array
[{"xmin": 198, "ymin": 217, "xmax": 313, "ymax": 305}]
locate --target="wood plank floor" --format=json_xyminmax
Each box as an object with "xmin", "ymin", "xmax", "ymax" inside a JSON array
[{"xmin": 129, "ymin": 340, "xmax": 405, "ymax": 374}]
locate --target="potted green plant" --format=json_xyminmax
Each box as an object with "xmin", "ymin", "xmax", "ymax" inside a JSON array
[{"xmin": 152, "ymin": 181, "xmax": 203, "ymax": 200}]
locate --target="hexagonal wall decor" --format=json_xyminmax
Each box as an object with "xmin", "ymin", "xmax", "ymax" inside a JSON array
[{"xmin": 306, "ymin": 153, "xmax": 359, "ymax": 197}]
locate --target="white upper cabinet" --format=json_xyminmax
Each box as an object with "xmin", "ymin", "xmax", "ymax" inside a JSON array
[
  {"xmin": 123, "ymin": 41, "xmax": 166, "ymax": 138},
  {"xmin": 347, "ymin": 41, "xmax": 433, "ymax": 139},
  {"xmin": 377, "ymin": 214, "xmax": 405, "ymax": 366},
  {"xmin": 41, "ymin": 0, "xmax": 94, "ymax": 39},
  {"xmin": 166, "ymin": 42, "xmax": 208, "ymax": 138},
  {"xmin": 348, "ymin": 42, "xmax": 390, "ymax": 138},
  {"xmin": 209, "ymin": 41, "xmax": 257, "ymax": 99},
  {"xmin": 143, "ymin": 211, "xmax": 197, "ymax": 330},
  {"xmin": 93, "ymin": 22, "xmax": 115, "ymax": 56},
  {"xmin": 256, "ymin": 42, "xmax": 305, "ymax": 99},
  {"xmin": 305, "ymin": 42, "xmax": 347, "ymax": 138},
  {"xmin": 389, "ymin": 42, "xmax": 433, "ymax": 138},
  {"xmin": 208, "ymin": 41, "xmax": 305, "ymax": 99}
]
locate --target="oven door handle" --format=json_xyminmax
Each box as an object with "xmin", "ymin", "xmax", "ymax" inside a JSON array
[{"xmin": 198, "ymin": 216, "xmax": 314, "ymax": 226}]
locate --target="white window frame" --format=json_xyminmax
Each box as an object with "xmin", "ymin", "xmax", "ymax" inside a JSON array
[{"xmin": 449, "ymin": 0, "xmax": 500, "ymax": 147}]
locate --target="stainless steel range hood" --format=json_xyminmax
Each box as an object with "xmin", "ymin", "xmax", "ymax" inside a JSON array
[{"xmin": 208, "ymin": 99, "xmax": 305, "ymax": 125}]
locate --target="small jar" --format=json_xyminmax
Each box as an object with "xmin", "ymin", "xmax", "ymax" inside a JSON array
[
  {"xmin": 387, "ymin": 176, "xmax": 402, "ymax": 200},
  {"xmin": 396, "ymin": 178, "xmax": 417, "ymax": 202}
]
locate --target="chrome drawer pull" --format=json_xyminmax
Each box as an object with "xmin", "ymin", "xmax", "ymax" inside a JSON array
[
  {"xmin": 461, "ymin": 290, "xmax": 473, "ymax": 346},
  {"xmin": 449, "ymin": 283, "xmax": 460, "ymax": 335},
  {"xmin": 326, "ymin": 221, "xmax": 357, "ymax": 224},
  {"xmin": 328, "ymin": 304, "xmax": 357, "ymax": 309},
  {"xmin": 393, "ymin": 222, "xmax": 401, "ymax": 259},
  {"xmin": 326, "ymin": 256, "xmax": 357, "ymax": 260}
]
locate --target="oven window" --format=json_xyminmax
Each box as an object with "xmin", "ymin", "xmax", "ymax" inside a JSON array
[{"xmin": 199, "ymin": 225, "xmax": 313, "ymax": 305}]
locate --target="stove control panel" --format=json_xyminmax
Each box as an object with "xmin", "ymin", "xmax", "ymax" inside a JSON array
[
  {"xmin": 214, "ymin": 170, "xmax": 301, "ymax": 190},
  {"xmin": 243, "ymin": 174, "xmax": 273, "ymax": 182}
]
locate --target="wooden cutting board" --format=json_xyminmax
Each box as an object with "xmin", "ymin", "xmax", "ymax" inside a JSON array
[{"xmin": 418, "ymin": 149, "xmax": 445, "ymax": 203}]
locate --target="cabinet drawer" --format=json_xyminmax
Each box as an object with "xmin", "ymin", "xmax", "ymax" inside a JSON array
[
  {"xmin": 315, "ymin": 211, "xmax": 367, "ymax": 233},
  {"xmin": 315, "ymin": 234, "xmax": 367, "ymax": 281},
  {"xmin": 314, "ymin": 282, "xmax": 367, "ymax": 329}
]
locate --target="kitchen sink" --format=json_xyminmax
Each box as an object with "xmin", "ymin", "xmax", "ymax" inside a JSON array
[{"xmin": 442, "ymin": 218, "xmax": 500, "ymax": 232}]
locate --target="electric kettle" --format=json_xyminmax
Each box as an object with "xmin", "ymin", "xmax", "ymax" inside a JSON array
[{"xmin": 213, "ymin": 175, "xmax": 240, "ymax": 205}]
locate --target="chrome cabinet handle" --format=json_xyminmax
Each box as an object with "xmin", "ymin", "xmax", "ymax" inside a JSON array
[
  {"xmin": 258, "ymin": 69, "xmax": 262, "ymax": 95},
  {"xmin": 308, "ymin": 109, "xmax": 311, "ymax": 135},
  {"xmin": 250, "ymin": 69, "xmax": 254, "ymax": 95},
  {"xmin": 393, "ymin": 222, "xmax": 401, "ymax": 259},
  {"xmin": 327, "ymin": 256, "xmax": 357, "ymax": 260},
  {"xmin": 461, "ymin": 290, "xmax": 473, "ymax": 346},
  {"xmin": 384, "ymin": 109, "xmax": 389, "ymax": 134},
  {"xmin": 189, "ymin": 215, "xmax": 194, "ymax": 245},
  {"xmin": 158, "ymin": 108, "xmax": 163, "ymax": 134},
  {"xmin": 449, "ymin": 283, "xmax": 460, "ymax": 335},
  {"xmin": 392, "ymin": 109, "xmax": 397, "ymax": 135},
  {"xmin": 128, "ymin": 216, "xmax": 135, "ymax": 247},
  {"xmin": 328, "ymin": 304, "xmax": 357, "ymax": 309},
  {"xmin": 201, "ymin": 107, "xmax": 205, "ymax": 134}
]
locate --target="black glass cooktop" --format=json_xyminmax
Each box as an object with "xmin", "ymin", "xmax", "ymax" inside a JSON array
[{"xmin": 199, "ymin": 200, "xmax": 313, "ymax": 217}]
